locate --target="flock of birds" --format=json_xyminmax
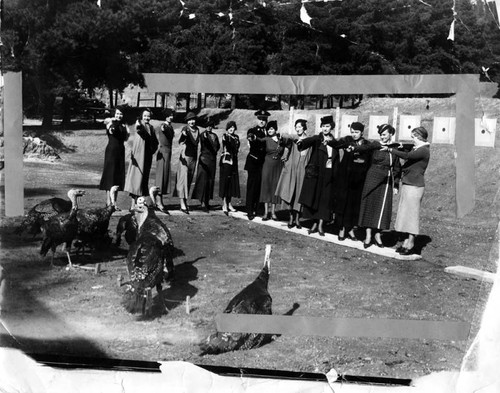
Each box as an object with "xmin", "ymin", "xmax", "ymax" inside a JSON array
[{"xmin": 16, "ymin": 187, "xmax": 276, "ymax": 355}]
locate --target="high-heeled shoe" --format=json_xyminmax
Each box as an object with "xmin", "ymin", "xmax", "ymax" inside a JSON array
[
  {"xmin": 363, "ymin": 240, "xmax": 372, "ymax": 249},
  {"xmin": 180, "ymin": 208, "xmax": 189, "ymax": 214},
  {"xmin": 319, "ymin": 230, "xmax": 325, "ymax": 236},
  {"xmin": 296, "ymin": 223, "xmax": 302, "ymax": 229},
  {"xmin": 398, "ymin": 247, "xmax": 414, "ymax": 256},
  {"xmin": 222, "ymin": 206, "xmax": 229, "ymax": 216},
  {"xmin": 338, "ymin": 233, "xmax": 346, "ymax": 241},
  {"xmin": 374, "ymin": 239, "xmax": 384, "ymax": 248},
  {"xmin": 262, "ymin": 214, "xmax": 270, "ymax": 221},
  {"xmin": 287, "ymin": 222, "xmax": 295, "ymax": 229},
  {"xmin": 156, "ymin": 205, "xmax": 169, "ymax": 214},
  {"xmin": 271, "ymin": 215, "xmax": 278, "ymax": 221},
  {"xmin": 228, "ymin": 204, "xmax": 237, "ymax": 212},
  {"xmin": 308, "ymin": 228, "xmax": 318, "ymax": 234}
]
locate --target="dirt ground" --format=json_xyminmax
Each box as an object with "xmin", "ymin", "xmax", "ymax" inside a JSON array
[{"xmin": 1, "ymin": 104, "xmax": 499, "ymax": 382}]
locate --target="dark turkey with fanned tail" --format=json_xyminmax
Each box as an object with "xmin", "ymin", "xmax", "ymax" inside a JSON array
[
  {"xmin": 199, "ymin": 246, "xmax": 273, "ymax": 355},
  {"xmin": 39, "ymin": 189, "xmax": 85, "ymax": 267},
  {"xmin": 16, "ymin": 192, "xmax": 74, "ymax": 237}
]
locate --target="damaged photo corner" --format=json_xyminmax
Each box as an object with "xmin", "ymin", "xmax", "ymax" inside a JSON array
[{"xmin": 0, "ymin": 72, "xmax": 499, "ymax": 392}]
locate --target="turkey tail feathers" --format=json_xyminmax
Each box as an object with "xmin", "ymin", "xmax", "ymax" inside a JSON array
[
  {"xmin": 198, "ymin": 332, "xmax": 239, "ymax": 356},
  {"xmin": 122, "ymin": 286, "xmax": 153, "ymax": 316}
]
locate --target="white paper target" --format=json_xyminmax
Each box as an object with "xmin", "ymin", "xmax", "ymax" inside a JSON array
[
  {"xmin": 368, "ymin": 115, "xmax": 389, "ymax": 140},
  {"xmin": 340, "ymin": 115, "xmax": 359, "ymax": 137},
  {"xmin": 432, "ymin": 117, "xmax": 456, "ymax": 144},
  {"xmin": 475, "ymin": 118, "xmax": 497, "ymax": 147},
  {"xmin": 398, "ymin": 115, "xmax": 421, "ymax": 141}
]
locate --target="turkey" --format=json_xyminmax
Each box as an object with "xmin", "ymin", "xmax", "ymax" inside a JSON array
[
  {"xmin": 114, "ymin": 186, "xmax": 166, "ymax": 248},
  {"xmin": 121, "ymin": 202, "xmax": 167, "ymax": 316},
  {"xmin": 16, "ymin": 193, "xmax": 74, "ymax": 237},
  {"xmin": 139, "ymin": 187, "xmax": 176, "ymax": 279},
  {"xmin": 114, "ymin": 211, "xmax": 138, "ymax": 247},
  {"xmin": 75, "ymin": 185, "xmax": 120, "ymax": 255},
  {"xmin": 40, "ymin": 189, "xmax": 86, "ymax": 267},
  {"xmin": 199, "ymin": 245, "xmax": 274, "ymax": 355}
]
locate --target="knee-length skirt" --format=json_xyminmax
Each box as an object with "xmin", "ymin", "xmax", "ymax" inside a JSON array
[{"xmin": 394, "ymin": 184, "xmax": 424, "ymax": 235}]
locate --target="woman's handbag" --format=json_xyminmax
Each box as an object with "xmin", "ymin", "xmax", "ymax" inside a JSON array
[{"xmin": 221, "ymin": 151, "xmax": 233, "ymax": 165}]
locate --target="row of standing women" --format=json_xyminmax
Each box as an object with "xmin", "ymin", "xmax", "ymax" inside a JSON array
[
  {"xmin": 240, "ymin": 110, "xmax": 430, "ymax": 255},
  {"xmin": 99, "ymin": 107, "xmax": 430, "ymax": 256},
  {"xmin": 98, "ymin": 107, "xmax": 242, "ymax": 216}
]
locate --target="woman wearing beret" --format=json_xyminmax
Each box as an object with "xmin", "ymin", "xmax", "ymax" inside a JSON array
[
  {"xmin": 383, "ymin": 126, "xmax": 430, "ymax": 255},
  {"xmin": 99, "ymin": 106, "xmax": 129, "ymax": 208},
  {"xmin": 192, "ymin": 121, "xmax": 220, "ymax": 212},
  {"xmin": 173, "ymin": 111, "xmax": 200, "ymax": 214},
  {"xmin": 332, "ymin": 122, "xmax": 370, "ymax": 241},
  {"xmin": 154, "ymin": 108, "xmax": 175, "ymax": 213},
  {"xmin": 349, "ymin": 124, "xmax": 401, "ymax": 248},
  {"xmin": 274, "ymin": 119, "xmax": 312, "ymax": 229},
  {"xmin": 259, "ymin": 120, "xmax": 285, "ymax": 221},
  {"xmin": 297, "ymin": 115, "xmax": 339, "ymax": 236},
  {"xmin": 124, "ymin": 108, "xmax": 159, "ymax": 209},
  {"xmin": 219, "ymin": 121, "xmax": 241, "ymax": 215}
]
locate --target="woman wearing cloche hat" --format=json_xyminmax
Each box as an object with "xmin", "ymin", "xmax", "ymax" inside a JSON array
[
  {"xmin": 154, "ymin": 108, "xmax": 176, "ymax": 213},
  {"xmin": 333, "ymin": 121, "xmax": 371, "ymax": 241},
  {"xmin": 383, "ymin": 126, "xmax": 430, "ymax": 255},
  {"xmin": 173, "ymin": 111, "xmax": 200, "ymax": 213}
]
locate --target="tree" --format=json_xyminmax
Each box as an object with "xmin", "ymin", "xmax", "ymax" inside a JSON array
[{"xmin": 1, "ymin": 0, "xmax": 148, "ymax": 126}]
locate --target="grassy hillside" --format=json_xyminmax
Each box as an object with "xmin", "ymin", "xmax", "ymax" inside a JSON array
[
  {"xmin": 21, "ymin": 97, "xmax": 500, "ymax": 222},
  {"xmin": 192, "ymin": 97, "xmax": 500, "ymax": 221}
]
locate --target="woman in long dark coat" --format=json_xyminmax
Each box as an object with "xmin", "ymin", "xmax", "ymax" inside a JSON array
[
  {"xmin": 99, "ymin": 106, "xmax": 129, "ymax": 208},
  {"xmin": 124, "ymin": 108, "xmax": 159, "ymax": 209},
  {"xmin": 173, "ymin": 111, "xmax": 200, "ymax": 214},
  {"xmin": 350, "ymin": 123, "xmax": 401, "ymax": 248},
  {"xmin": 192, "ymin": 122, "xmax": 220, "ymax": 211},
  {"xmin": 297, "ymin": 115, "xmax": 339, "ymax": 236},
  {"xmin": 274, "ymin": 119, "xmax": 312, "ymax": 228},
  {"xmin": 259, "ymin": 120, "xmax": 284, "ymax": 221},
  {"xmin": 219, "ymin": 121, "xmax": 240, "ymax": 215},
  {"xmin": 154, "ymin": 108, "xmax": 175, "ymax": 213},
  {"xmin": 332, "ymin": 121, "xmax": 370, "ymax": 241}
]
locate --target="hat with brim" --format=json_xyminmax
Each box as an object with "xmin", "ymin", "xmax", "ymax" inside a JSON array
[
  {"xmin": 254, "ymin": 109, "xmax": 271, "ymax": 120},
  {"xmin": 185, "ymin": 112, "xmax": 197, "ymax": 121}
]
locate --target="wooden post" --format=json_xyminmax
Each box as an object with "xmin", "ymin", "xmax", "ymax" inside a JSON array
[
  {"xmin": 392, "ymin": 107, "xmax": 398, "ymax": 130},
  {"xmin": 335, "ymin": 107, "xmax": 341, "ymax": 139},
  {"xmin": 3, "ymin": 72, "xmax": 24, "ymax": 216}
]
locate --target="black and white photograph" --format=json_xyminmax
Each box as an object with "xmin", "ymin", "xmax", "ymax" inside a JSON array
[{"xmin": 1, "ymin": 1, "xmax": 500, "ymax": 392}]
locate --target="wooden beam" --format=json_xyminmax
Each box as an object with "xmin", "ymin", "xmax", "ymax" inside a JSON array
[{"xmin": 444, "ymin": 266, "xmax": 496, "ymax": 283}]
